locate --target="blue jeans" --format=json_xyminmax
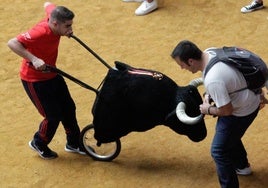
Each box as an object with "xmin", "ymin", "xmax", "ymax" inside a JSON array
[{"xmin": 211, "ymin": 108, "xmax": 259, "ymax": 188}]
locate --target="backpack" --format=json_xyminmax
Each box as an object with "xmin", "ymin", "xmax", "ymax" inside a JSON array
[{"xmin": 204, "ymin": 47, "xmax": 268, "ymax": 94}]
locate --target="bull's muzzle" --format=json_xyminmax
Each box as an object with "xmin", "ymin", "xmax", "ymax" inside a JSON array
[{"xmin": 176, "ymin": 77, "xmax": 204, "ymax": 125}]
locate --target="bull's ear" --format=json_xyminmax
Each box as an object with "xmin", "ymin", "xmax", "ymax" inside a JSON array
[{"xmin": 115, "ymin": 61, "xmax": 128, "ymax": 71}]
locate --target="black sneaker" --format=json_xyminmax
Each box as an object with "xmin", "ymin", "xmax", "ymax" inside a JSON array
[
  {"xmin": 241, "ymin": 1, "xmax": 264, "ymax": 13},
  {"xmin": 29, "ymin": 140, "xmax": 58, "ymax": 160},
  {"xmin": 65, "ymin": 144, "xmax": 86, "ymax": 155}
]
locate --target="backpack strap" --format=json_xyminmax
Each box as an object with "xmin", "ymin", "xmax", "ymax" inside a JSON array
[
  {"xmin": 203, "ymin": 48, "xmax": 226, "ymax": 77},
  {"xmin": 203, "ymin": 50, "xmax": 248, "ymax": 95},
  {"xmin": 203, "ymin": 56, "xmax": 220, "ymax": 78}
]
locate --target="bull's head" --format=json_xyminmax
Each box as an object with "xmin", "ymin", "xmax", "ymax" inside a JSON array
[
  {"xmin": 176, "ymin": 78, "xmax": 204, "ymax": 125},
  {"xmin": 165, "ymin": 78, "xmax": 206, "ymax": 142}
]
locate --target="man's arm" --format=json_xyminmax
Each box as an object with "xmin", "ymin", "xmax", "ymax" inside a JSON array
[
  {"xmin": 44, "ymin": 2, "xmax": 56, "ymax": 17},
  {"xmin": 208, "ymin": 103, "xmax": 233, "ymax": 116},
  {"xmin": 7, "ymin": 38, "xmax": 46, "ymax": 70},
  {"xmin": 199, "ymin": 94, "xmax": 233, "ymax": 116},
  {"xmin": 7, "ymin": 38, "xmax": 35, "ymax": 62}
]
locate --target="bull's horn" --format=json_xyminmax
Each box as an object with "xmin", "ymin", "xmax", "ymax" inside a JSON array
[
  {"xmin": 189, "ymin": 78, "xmax": 203, "ymax": 87},
  {"xmin": 176, "ymin": 102, "xmax": 203, "ymax": 125}
]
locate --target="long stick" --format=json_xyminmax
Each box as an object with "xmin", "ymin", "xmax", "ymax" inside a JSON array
[
  {"xmin": 70, "ymin": 34, "xmax": 113, "ymax": 70},
  {"xmin": 47, "ymin": 65, "xmax": 99, "ymax": 94}
]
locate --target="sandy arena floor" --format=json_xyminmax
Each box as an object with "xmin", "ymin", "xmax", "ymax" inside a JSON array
[{"xmin": 1, "ymin": 0, "xmax": 268, "ymax": 187}]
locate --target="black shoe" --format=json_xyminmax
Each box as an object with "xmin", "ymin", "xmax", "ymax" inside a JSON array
[
  {"xmin": 65, "ymin": 144, "xmax": 86, "ymax": 155},
  {"xmin": 29, "ymin": 140, "xmax": 58, "ymax": 160},
  {"xmin": 241, "ymin": 1, "xmax": 264, "ymax": 13}
]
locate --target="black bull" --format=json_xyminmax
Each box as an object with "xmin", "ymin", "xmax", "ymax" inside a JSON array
[{"xmin": 92, "ymin": 62, "xmax": 207, "ymax": 143}]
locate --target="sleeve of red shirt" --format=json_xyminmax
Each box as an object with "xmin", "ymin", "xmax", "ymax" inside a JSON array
[
  {"xmin": 45, "ymin": 3, "xmax": 56, "ymax": 18},
  {"xmin": 17, "ymin": 3, "xmax": 56, "ymax": 47}
]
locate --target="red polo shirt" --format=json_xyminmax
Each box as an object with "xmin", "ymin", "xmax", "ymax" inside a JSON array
[{"xmin": 17, "ymin": 3, "xmax": 60, "ymax": 82}]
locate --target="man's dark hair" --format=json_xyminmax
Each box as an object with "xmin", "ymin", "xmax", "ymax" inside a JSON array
[
  {"xmin": 171, "ymin": 40, "xmax": 202, "ymax": 63},
  {"xmin": 50, "ymin": 6, "xmax": 75, "ymax": 23}
]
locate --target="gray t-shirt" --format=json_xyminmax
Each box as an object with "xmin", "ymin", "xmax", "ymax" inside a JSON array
[{"xmin": 203, "ymin": 48, "xmax": 260, "ymax": 116}]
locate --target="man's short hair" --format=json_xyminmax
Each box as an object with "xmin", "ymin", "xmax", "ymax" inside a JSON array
[
  {"xmin": 171, "ymin": 40, "xmax": 202, "ymax": 63},
  {"xmin": 50, "ymin": 6, "xmax": 75, "ymax": 23}
]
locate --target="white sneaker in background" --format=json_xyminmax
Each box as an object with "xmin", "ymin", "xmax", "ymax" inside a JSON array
[{"xmin": 135, "ymin": 0, "xmax": 158, "ymax": 16}]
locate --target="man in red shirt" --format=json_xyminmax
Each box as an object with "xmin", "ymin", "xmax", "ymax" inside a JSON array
[{"xmin": 7, "ymin": 2, "xmax": 85, "ymax": 159}]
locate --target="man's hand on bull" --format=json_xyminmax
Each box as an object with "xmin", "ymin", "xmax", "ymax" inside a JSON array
[
  {"xmin": 203, "ymin": 93, "xmax": 214, "ymax": 104},
  {"xmin": 200, "ymin": 101, "xmax": 217, "ymax": 117},
  {"xmin": 200, "ymin": 102, "xmax": 210, "ymax": 115}
]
